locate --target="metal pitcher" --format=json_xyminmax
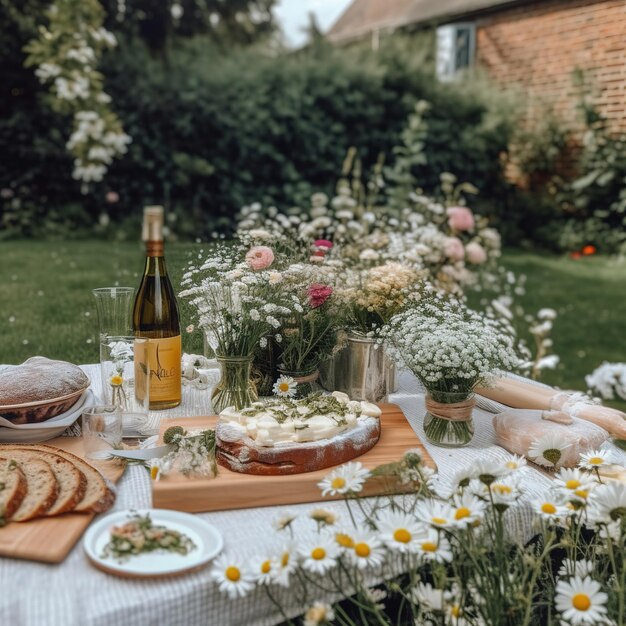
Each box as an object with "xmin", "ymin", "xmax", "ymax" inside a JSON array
[{"xmin": 326, "ymin": 335, "xmax": 397, "ymax": 402}]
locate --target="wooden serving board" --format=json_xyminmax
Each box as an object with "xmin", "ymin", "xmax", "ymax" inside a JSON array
[
  {"xmin": 0, "ymin": 437, "xmax": 125, "ymax": 564},
  {"xmin": 152, "ymin": 403, "xmax": 435, "ymax": 513}
]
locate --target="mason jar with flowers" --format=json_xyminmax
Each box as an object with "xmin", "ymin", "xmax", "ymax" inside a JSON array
[
  {"xmin": 180, "ymin": 244, "xmax": 288, "ymax": 413},
  {"xmin": 381, "ymin": 298, "xmax": 520, "ymax": 447}
]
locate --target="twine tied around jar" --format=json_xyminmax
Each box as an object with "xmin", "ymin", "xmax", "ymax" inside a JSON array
[{"xmin": 425, "ymin": 396, "xmax": 476, "ymax": 422}]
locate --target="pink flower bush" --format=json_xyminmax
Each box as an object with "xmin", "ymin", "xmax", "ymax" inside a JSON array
[
  {"xmin": 307, "ymin": 284, "xmax": 333, "ymax": 308},
  {"xmin": 443, "ymin": 237, "xmax": 465, "ymax": 262},
  {"xmin": 446, "ymin": 206, "xmax": 475, "ymax": 232},
  {"xmin": 245, "ymin": 246, "xmax": 274, "ymax": 270},
  {"xmin": 465, "ymin": 241, "xmax": 487, "ymax": 265}
]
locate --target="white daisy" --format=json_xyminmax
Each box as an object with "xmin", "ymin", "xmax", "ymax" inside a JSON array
[
  {"xmin": 299, "ymin": 533, "xmax": 340, "ymax": 575},
  {"xmin": 588, "ymin": 481, "xmax": 626, "ymax": 523},
  {"xmin": 486, "ymin": 476, "xmax": 522, "ymax": 508},
  {"xmin": 558, "ymin": 559, "xmax": 594, "ymax": 579},
  {"xmin": 333, "ymin": 527, "xmax": 356, "ymax": 550},
  {"xmin": 554, "ymin": 468, "xmax": 596, "ymax": 504},
  {"xmin": 579, "ymin": 449, "xmax": 613, "ymax": 471},
  {"xmin": 377, "ymin": 510, "xmax": 428, "ymax": 554},
  {"xmin": 303, "ymin": 601, "xmax": 335, "ymax": 626},
  {"xmin": 272, "ymin": 512, "xmax": 296, "ymax": 532},
  {"xmin": 250, "ymin": 553, "xmax": 277, "ymax": 585},
  {"xmin": 473, "ymin": 457, "xmax": 506, "ymax": 484},
  {"xmin": 309, "ymin": 508, "xmax": 338, "ymax": 526},
  {"xmin": 528, "ymin": 433, "xmax": 571, "ymax": 468},
  {"xmin": 318, "ymin": 461, "xmax": 370, "ymax": 496},
  {"xmin": 272, "ymin": 375, "xmax": 297, "ymax": 398},
  {"xmin": 449, "ymin": 465, "xmax": 475, "ymax": 491},
  {"xmin": 555, "ymin": 576, "xmax": 608, "ymax": 624},
  {"xmin": 272, "ymin": 541, "xmax": 297, "ymax": 586},
  {"xmin": 211, "ymin": 554, "xmax": 255, "ymax": 599},
  {"xmin": 347, "ymin": 530, "xmax": 385, "ymax": 570},
  {"xmin": 416, "ymin": 529, "xmax": 453, "ymax": 563},
  {"xmin": 533, "ymin": 495, "xmax": 569, "ymax": 520},
  {"xmin": 416, "ymin": 500, "xmax": 455, "ymax": 529},
  {"xmin": 411, "ymin": 582, "xmax": 445, "ymax": 611},
  {"xmin": 451, "ymin": 492, "xmax": 486, "ymax": 527},
  {"xmin": 500, "ymin": 454, "xmax": 527, "ymax": 473}
]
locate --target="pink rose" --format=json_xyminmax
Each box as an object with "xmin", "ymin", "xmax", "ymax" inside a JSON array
[
  {"xmin": 314, "ymin": 239, "xmax": 333, "ymax": 249},
  {"xmin": 465, "ymin": 241, "xmax": 487, "ymax": 265},
  {"xmin": 443, "ymin": 237, "xmax": 465, "ymax": 262},
  {"xmin": 446, "ymin": 206, "xmax": 474, "ymax": 232},
  {"xmin": 245, "ymin": 246, "xmax": 274, "ymax": 270},
  {"xmin": 105, "ymin": 191, "xmax": 120, "ymax": 204},
  {"xmin": 307, "ymin": 283, "xmax": 333, "ymax": 308}
]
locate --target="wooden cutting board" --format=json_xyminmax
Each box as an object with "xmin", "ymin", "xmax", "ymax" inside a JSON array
[
  {"xmin": 0, "ymin": 436, "xmax": 125, "ymax": 563},
  {"xmin": 152, "ymin": 403, "xmax": 435, "ymax": 513}
]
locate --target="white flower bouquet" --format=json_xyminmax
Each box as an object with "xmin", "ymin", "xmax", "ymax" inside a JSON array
[
  {"xmin": 180, "ymin": 244, "xmax": 290, "ymax": 411},
  {"xmin": 381, "ymin": 299, "xmax": 520, "ymax": 446}
]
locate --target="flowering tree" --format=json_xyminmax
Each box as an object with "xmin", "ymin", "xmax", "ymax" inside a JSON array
[{"xmin": 24, "ymin": 0, "xmax": 130, "ymax": 186}]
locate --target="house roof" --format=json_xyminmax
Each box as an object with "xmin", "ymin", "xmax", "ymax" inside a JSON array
[{"xmin": 327, "ymin": 0, "xmax": 526, "ymax": 42}]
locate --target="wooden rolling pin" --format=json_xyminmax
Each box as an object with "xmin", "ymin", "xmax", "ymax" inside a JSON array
[{"xmin": 478, "ymin": 377, "xmax": 626, "ymax": 439}]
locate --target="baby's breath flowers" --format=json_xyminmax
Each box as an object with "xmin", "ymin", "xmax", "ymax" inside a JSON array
[{"xmin": 381, "ymin": 298, "xmax": 520, "ymax": 447}]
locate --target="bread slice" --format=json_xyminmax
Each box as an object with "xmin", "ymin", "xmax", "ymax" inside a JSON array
[
  {"xmin": 23, "ymin": 445, "xmax": 115, "ymax": 513},
  {"xmin": 9, "ymin": 458, "xmax": 58, "ymax": 522},
  {"xmin": 0, "ymin": 457, "xmax": 27, "ymax": 522},
  {"xmin": 0, "ymin": 447, "xmax": 86, "ymax": 515}
]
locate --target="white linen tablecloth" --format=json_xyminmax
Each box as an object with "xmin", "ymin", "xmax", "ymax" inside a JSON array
[{"xmin": 1, "ymin": 365, "xmax": 624, "ymax": 626}]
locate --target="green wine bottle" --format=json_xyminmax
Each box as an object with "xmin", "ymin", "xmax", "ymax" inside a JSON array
[{"xmin": 133, "ymin": 206, "xmax": 182, "ymax": 409}]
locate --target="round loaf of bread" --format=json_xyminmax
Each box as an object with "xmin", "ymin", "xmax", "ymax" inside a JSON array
[
  {"xmin": 216, "ymin": 415, "xmax": 380, "ymax": 476},
  {"xmin": 0, "ymin": 357, "xmax": 90, "ymax": 423}
]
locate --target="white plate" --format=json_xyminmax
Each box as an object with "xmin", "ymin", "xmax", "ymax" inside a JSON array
[
  {"xmin": 83, "ymin": 509, "xmax": 223, "ymax": 578},
  {"xmin": 0, "ymin": 389, "xmax": 94, "ymax": 443}
]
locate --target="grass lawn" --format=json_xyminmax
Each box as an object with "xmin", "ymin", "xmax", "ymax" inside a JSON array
[{"xmin": 1, "ymin": 241, "xmax": 625, "ymax": 408}]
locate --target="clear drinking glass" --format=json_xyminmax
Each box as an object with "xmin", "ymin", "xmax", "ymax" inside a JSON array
[
  {"xmin": 92, "ymin": 287, "xmax": 135, "ymax": 341},
  {"xmin": 99, "ymin": 336, "xmax": 153, "ymax": 437},
  {"xmin": 82, "ymin": 405, "xmax": 122, "ymax": 460}
]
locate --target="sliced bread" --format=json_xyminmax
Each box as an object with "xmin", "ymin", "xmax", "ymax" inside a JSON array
[
  {"xmin": 0, "ymin": 457, "xmax": 27, "ymax": 522},
  {"xmin": 0, "ymin": 447, "xmax": 86, "ymax": 515},
  {"xmin": 9, "ymin": 458, "xmax": 58, "ymax": 522},
  {"xmin": 23, "ymin": 444, "xmax": 115, "ymax": 513}
]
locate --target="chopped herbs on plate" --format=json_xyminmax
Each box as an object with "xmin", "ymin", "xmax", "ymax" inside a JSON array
[{"xmin": 101, "ymin": 513, "xmax": 196, "ymax": 563}]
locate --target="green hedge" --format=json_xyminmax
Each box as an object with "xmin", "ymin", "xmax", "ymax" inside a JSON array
[{"xmin": 1, "ymin": 34, "xmax": 516, "ymax": 239}]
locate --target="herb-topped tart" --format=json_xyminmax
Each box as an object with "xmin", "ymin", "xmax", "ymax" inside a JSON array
[{"xmin": 215, "ymin": 392, "xmax": 382, "ymax": 475}]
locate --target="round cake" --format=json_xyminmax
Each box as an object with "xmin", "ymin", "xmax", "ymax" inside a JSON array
[{"xmin": 215, "ymin": 392, "xmax": 381, "ymax": 475}]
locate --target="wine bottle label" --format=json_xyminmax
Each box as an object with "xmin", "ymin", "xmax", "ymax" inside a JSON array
[{"xmin": 143, "ymin": 336, "xmax": 182, "ymax": 402}]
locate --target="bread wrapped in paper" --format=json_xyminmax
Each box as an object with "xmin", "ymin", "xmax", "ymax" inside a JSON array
[
  {"xmin": 493, "ymin": 409, "xmax": 609, "ymax": 468},
  {"xmin": 479, "ymin": 377, "xmax": 626, "ymax": 439}
]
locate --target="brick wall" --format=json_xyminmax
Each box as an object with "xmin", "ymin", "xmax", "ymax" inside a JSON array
[{"xmin": 476, "ymin": 0, "xmax": 626, "ymax": 133}]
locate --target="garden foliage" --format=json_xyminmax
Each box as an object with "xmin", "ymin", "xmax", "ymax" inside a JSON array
[{"xmin": 0, "ymin": 22, "xmax": 515, "ymax": 240}]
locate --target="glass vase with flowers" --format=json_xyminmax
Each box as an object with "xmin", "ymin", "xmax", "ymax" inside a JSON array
[
  {"xmin": 180, "ymin": 244, "xmax": 289, "ymax": 413},
  {"xmin": 381, "ymin": 297, "xmax": 520, "ymax": 447}
]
